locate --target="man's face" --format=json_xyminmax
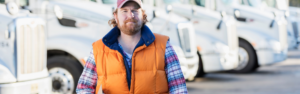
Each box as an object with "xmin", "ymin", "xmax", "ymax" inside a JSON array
[{"xmin": 114, "ymin": 1, "xmax": 143, "ymax": 35}]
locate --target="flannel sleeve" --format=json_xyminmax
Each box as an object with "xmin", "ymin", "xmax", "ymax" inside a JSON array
[
  {"xmin": 76, "ymin": 49, "xmax": 98, "ymax": 94},
  {"xmin": 165, "ymin": 41, "xmax": 188, "ymax": 94}
]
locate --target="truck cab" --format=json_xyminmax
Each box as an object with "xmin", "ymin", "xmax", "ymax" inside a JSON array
[
  {"xmin": 191, "ymin": 0, "xmax": 288, "ymax": 73},
  {"xmin": 0, "ymin": 1, "xmax": 51, "ymax": 94},
  {"xmin": 241, "ymin": 0, "xmax": 299, "ymax": 49},
  {"xmin": 156, "ymin": 0, "xmax": 239, "ymax": 75},
  {"xmin": 21, "ymin": 0, "xmax": 114, "ymax": 93}
]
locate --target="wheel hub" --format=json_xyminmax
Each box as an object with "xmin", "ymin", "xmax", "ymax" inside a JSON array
[
  {"xmin": 53, "ymin": 80, "xmax": 62, "ymax": 90},
  {"xmin": 235, "ymin": 47, "xmax": 249, "ymax": 70},
  {"xmin": 49, "ymin": 67, "xmax": 74, "ymax": 94}
]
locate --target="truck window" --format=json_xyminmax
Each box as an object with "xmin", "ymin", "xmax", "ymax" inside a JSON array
[
  {"xmin": 19, "ymin": 0, "xmax": 29, "ymax": 6},
  {"xmin": 290, "ymin": 0, "xmax": 300, "ymax": 7},
  {"xmin": 221, "ymin": 0, "xmax": 235, "ymax": 5},
  {"xmin": 163, "ymin": 0, "xmax": 180, "ymax": 5},
  {"xmin": 275, "ymin": 0, "xmax": 288, "ymax": 10},
  {"xmin": 102, "ymin": 0, "xmax": 117, "ymax": 4},
  {"xmin": 247, "ymin": 0, "xmax": 276, "ymax": 8},
  {"xmin": 195, "ymin": 0, "xmax": 205, "ymax": 7},
  {"xmin": 239, "ymin": 0, "xmax": 244, "ymax": 5},
  {"xmin": 0, "ymin": 0, "xmax": 5, "ymax": 4}
]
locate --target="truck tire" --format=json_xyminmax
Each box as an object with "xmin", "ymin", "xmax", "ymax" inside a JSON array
[
  {"xmin": 232, "ymin": 39, "xmax": 259, "ymax": 73},
  {"xmin": 47, "ymin": 56, "xmax": 83, "ymax": 94},
  {"xmin": 195, "ymin": 52, "xmax": 206, "ymax": 77}
]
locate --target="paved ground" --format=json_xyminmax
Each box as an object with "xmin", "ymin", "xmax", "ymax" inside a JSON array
[{"xmin": 186, "ymin": 49, "xmax": 300, "ymax": 94}]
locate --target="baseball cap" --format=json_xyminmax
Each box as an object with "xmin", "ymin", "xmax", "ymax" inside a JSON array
[{"xmin": 117, "ymin": 0, "xmax": 143, "ymax": 9}]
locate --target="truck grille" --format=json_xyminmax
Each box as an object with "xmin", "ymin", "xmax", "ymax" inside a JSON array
[
  {"xmin": 17, "ymin": 24, "xmax": 46, "ymax": 74},
  {"xmin": 292, "ymin": 22, "xmax": 299, "ymax": 39},
  {"xmin": 181, "ymin": 28, "xmax": 191, "ymax": 52},
  {"xmin": 227, "ymin": 23, "xmax": 238, "ymax": 51},
  {"xmin": 178, "ymin": 27, "xmax": 194, "ymax": 57},
  {"xmin": 279, "ymin": 23, "xmax": 288, "ymax": 50}
]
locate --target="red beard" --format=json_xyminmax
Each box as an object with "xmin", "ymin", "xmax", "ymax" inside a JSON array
[{"xmin": 117, "ymin": 18, "xmax": 143, "ymax": 35}]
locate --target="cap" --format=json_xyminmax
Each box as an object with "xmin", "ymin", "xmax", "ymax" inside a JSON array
[{"xmin": 117, "ymin": 0, "xmax": 143, "ymax": 9}]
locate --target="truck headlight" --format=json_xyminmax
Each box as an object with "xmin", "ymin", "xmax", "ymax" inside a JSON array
[{"xmin": 269, "ymin": 40, "xmax": 281, "ymax": 53}]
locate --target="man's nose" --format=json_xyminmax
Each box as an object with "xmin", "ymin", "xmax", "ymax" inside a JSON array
[{"xmin": 127, "ymin": 11, "xmax": 134, "ymax": 18}]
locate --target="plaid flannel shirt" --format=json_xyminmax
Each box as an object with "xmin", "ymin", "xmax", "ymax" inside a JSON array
[{"xmin": 76, "ymin": 41, "xmax": 188, "ymax": 94}]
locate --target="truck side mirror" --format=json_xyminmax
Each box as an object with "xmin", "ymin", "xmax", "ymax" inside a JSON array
[
  {"xmin": 54, "ymin": 5, "xmax": 63, "ymax": 19},
  {"xmin": 234, "ymin": 10, "xmax": 240, "ymax": 18},
  {"xmin": 150, "ymin": 10, "xmax": 159, "ymax": 22},
  {"xmin": 221, "ymin": 11, "xmax": 226, "ymax": 18},
  {"xmin": 234, "ymin": 9, "xmax": 246, "ymax": 22},
  {"xmin": 6, "ymin": 2, "xmax": 19, "ymax": 15},
  {"xmin": 166, "ymin": 5, "xmax": 172, "ymax": 14},
  {"xmin": 192, "ymin": 8, "xmax": 195, "ymax": 15},
  {"xmin": 269, "ymin": 20, "xmax": 275, "ymax": 28},
  {"xmin": 217, "ymin": 11, "xmax": 226, "ymax": 30},
  {"xmin": 153, "ymin": 10, "xmax": 159, "ymax": 18}
]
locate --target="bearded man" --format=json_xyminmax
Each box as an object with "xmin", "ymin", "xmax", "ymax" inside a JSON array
[{"xmin": 76, "ymin": 0, "xmax": 187, "ymax": 94}]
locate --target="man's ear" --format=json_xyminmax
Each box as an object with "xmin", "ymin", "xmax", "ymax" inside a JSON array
[{"xmin": 113, "ymin": 13, "xmax": 118, "ymax": 23}]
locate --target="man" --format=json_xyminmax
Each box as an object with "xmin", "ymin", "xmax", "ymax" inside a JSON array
[{"xmin": 76, "ymin": 0, "xmax": 187, "ymax": 94}]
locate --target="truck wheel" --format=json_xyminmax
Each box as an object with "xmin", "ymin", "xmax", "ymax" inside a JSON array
[
  {"xmin": 195, "ymin": 52, "xmax": 206, "ymax": 77},
  {"xmin": 47, "ymin": 56, "xmax": 83, "ymax": 94},
  {"xmin": 233, "ymin": 39, "xmax": 258, "ymax": 73}
]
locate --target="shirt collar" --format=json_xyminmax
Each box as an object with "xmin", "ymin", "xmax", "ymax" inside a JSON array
[{"xmin": 102, "ymin": 25, "xmax": 155, "ymax": 50}]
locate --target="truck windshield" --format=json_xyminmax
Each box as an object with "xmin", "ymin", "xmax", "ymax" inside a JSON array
[
  {"xmin": 220, "ymin": 0, "xmax": 239, "ymax": 6},
  {"xmin": 163, "ymin": 0, "xmax": 181, "ymax": 5},
  {"xmin": 290, "ymin": 0, "xmax": 300, "ymax": 7},
  {"xmin": 247, "ymin": 0, "xmax": 275, "ymax": 8},
  {"xmin": 102, "ymin": 0, "xmax": 117, "ymax": 4},
  {"xmin": 276, "ymin": 0, "xmax": 288, "ymax": 10},
  {"xmin": 19, "ymin": 0, "xmax": 29, "ymax": 6},
  {"xmin": 247, "ymin": 0, "xmax": 287, "ymax": 10},
  {"xmin": 195, "ymin": 0, "xmax": 205, "ymax": 7}
]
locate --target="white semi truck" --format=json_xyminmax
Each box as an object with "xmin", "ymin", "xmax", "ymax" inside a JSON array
[
  {"xmin": 181, "ymin": 0, "xmax": 288, "ymax": 73},
  {"xmin": 23, "ymin": 0, "xmax": 113, "ymax": 93},
  {"xmin": 0, "ymin": 1, "xmax": 51, "ymax": 94},
  {"xmin": 22, "ymin": 0, "xmax": 199, "ymax": 93},
  {"xmin": 241, "ymin": 0, "xmax": 299, "ymax": 49},
  {"xmin": 152, "ymin": 0, "xmax": 239, "ymax": 76},
  {"xmin": 289, "ymin": 6, "xmax": 300, "ymax": 45},
  {"xmin": 289, "ymin": 0, "xmax": 300, "ymax": 44}
]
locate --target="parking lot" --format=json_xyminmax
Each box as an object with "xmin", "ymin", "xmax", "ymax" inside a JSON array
[{"xmin": 187, "ymin": 49, "xmax": 300, "ymax": 94}]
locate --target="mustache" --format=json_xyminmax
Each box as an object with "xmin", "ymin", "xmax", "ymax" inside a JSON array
[{"xmin": 124, "ymin": 18, "xmax": 138, "ymax": 23}]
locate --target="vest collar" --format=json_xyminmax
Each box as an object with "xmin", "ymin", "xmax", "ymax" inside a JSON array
[{"xmin": 102, "ymin": 25, "xmax": 155, "ymax": 50}]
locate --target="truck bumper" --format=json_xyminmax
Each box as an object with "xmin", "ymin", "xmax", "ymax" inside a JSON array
[
  {"xmin": 178, "ymin": 55, "xmax": 199, "ymax": 80},
  {"xmin": 256, "ymin": 49, "xmax": 287, "ymax": 66},
  {"xmin": 0, "ymin": 77, "xmax": 52, "ymax": 94},
  {"xmin": 201, "ymin": 52, "xmax": 239, "ymax": 72}
]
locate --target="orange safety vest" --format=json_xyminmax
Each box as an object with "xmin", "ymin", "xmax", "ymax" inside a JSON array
[{"xmin": 92, "ymin": 33, "xmax": 169, "ymax": 94}]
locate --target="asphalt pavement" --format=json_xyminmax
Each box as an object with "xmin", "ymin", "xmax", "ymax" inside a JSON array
[{"xmin": 186, "ymin": 48, "xmax": 300, "ymax": 94}]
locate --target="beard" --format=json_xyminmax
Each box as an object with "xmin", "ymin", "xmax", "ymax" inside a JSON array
[{"xmin": 117, "ymin": 18, "xmax": 143, "ymax": 35}]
